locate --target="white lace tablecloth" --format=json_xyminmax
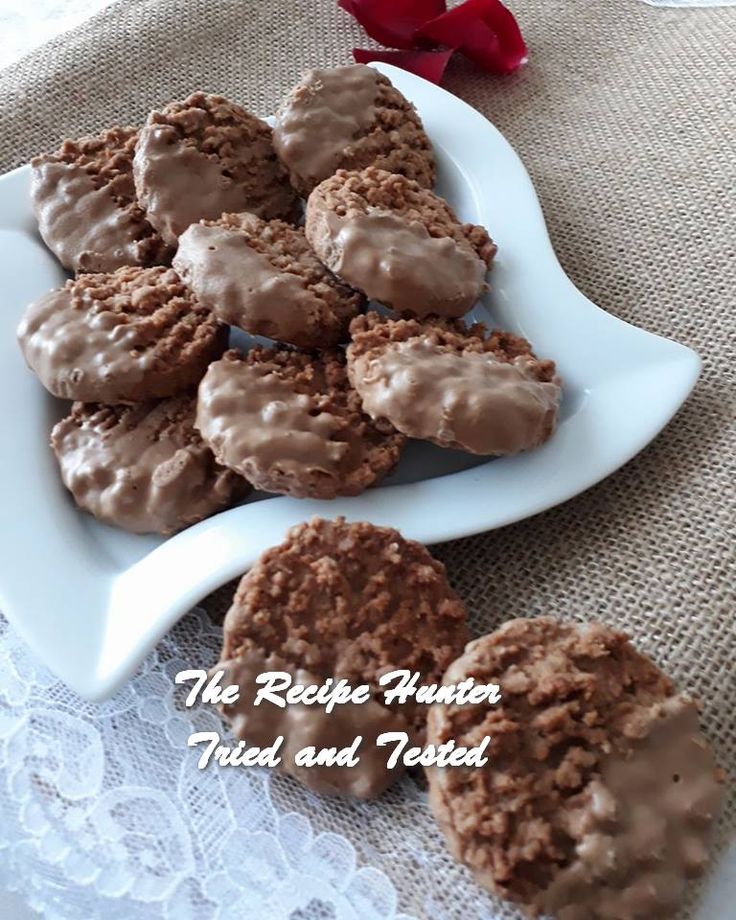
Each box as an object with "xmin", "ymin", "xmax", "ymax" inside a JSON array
[{"xmin": 0, "ymin": 608, "xmax": 424, "ymax": 920}]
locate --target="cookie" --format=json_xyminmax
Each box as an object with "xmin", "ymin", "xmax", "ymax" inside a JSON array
[
  {"xmin": 51, "ymin": 396, "xmax": 249, "ymax": 535},
  {"xmin": 305, "ymin": 167, "xmax": 496, "ymax": 318},
  {"xmin": 195, "ymin": 347, "xmax": 404, "ymax": 499},
  {"xmin": 133, "ymin": 92, "xmax": 299, "ymax": 244},
  {"xmin": 216, "ymin": 516, "xmax": 469, "ymax": 797},
  {"xmin": 426, "ymin": 618, "xmax": 724, "ymax": 918},
  {"xmin": 17, "ymin": 265, "xmax": 227, "ymax": 402},
  {"xmin": 173, "ymin": 212, "xmax": 362, "ymax": 348},
  {"xmin": 273, "ymin": 64, "xmax": 435, "ymax": 197},
  {"xmin": 31, "ymin": 126, "xmax": 170, "ymax": 273},
  {"xmin": 347, "ymin": 314, "xmax": 561, "ymax": 456}
]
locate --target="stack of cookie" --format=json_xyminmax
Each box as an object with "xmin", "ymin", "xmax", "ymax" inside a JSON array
[{"xmin": 18, "ymin": 63, "xmax": 562, "ymax": 536}]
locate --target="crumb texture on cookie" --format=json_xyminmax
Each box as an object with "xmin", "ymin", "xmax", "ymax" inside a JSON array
[
  {"xmin": 306, "ymin": 168, "xmax": 494, "ymax": 317},
  {"xmin": 217, "ymin": 517, "xmax": 469, "ymax": 796},
  {"xmin": 174, "ymin": 212, "xmax": 361, "ymax": 347},
  {"xmin": 134, "ymin": 92, "xmax": 298, "ymax": 243},
  {"xmin": 426, "ymin": 618, "xmax": 723, "ymax": 917},
  {"xmin": 31, "ymin": 126, "xmax": 169, "ymax": 272},
  {"xmin": 348, "ymin": 314, "xmax": 561, "ymax": 455},
  {"xmin": 51, "ymin": 396, "xmax": 247, "ymax": 534},
  {"xmin": 274, "ymin": 65, "xmax": 435, "ymax": 196},
  {"xmin": 196, "ymin": 348, "xmax": 404, "ymax": 499},
  {"xmin": 17, "ymin": 265, "xmax": 226, "ymax": 402}
]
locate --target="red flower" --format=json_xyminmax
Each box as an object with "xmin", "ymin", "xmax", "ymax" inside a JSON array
[
  {"xmin": 416, "ymin": 0, "xmax": 527, "ymax": 75},
  {"xmin": 338, "ymin": 0, "xmax": 447, "ymax": 49},
  {"xmin": 338, "ymin": 0, "xmax": 527, "ymax": 83}
]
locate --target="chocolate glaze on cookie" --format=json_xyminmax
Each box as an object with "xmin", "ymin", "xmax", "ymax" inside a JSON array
[
  {"xmin": 31, "ymin": 127, "xmax": 169, "ymax": 272},
  {"xmin": 196, "ymin": 348, "xmax": 404, "ymax": 499},
  {"xmin": 174, "ymin": 212, "xmax": 361, "ymax": 348},
  {"xmin": 274, "ymin": 65, "xmax": 435, "ymax": 197},
  {"xmin": 348, "ymin": 314, "xmax": 561, "ymax": 456},
  {"xmin": 426, "ymin": 618, "xmax": 724, "ymax": 919},
  {"xmin": 217, "ymin": 517, "xmax": 469, "ymax": 797},
  {"xmin": 306, "ymin": 168, "xmax": 494, "ymax": 318},
  {"xmin": 17, "ymin": 265, "xmax": 226, "ymax": 402},
  {"xmin": 134, "ymin": 93, "xmax": 299, "ymax": 244},
  {"xmin": 51, "ymin": 396, "xmax": 248, "ymax": 534},
  {"xmin": 218, "ymin": 648, "xmax": 410, "ymax": 799}
]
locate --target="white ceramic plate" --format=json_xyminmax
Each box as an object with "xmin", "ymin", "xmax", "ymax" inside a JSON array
[{"xmin": 0, "ymin": 63, "xmax": 699, "ymax": 699}]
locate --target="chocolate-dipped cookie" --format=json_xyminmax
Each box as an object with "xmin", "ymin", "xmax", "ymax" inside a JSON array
[
  {"xmin": 426, "ymin": 618, "xmax": 724, "ymax": 919},
  {"xmin": 305, "ymin": 167, "xmax": 495, "ymax": 318},
  {"xmin": 51, "ymin": 396, "xmax": 249, "ymax": 534},
  {"xmin": 174, "ymin": 212, "xmax": 362, "ymax": 348},
  {"xmin": 195, "ymin": 347, "xmax": 404, "ymax": 499},
  {"xmin": 347, "ymin": 313, "xmax": 561, "ymax": 456},
  {"xmin": 17, "ymin": 265, "xmax": 226, "ymax": 402},
  {"xmin": 134, "ymin": 92, "xmax": 299, "ymax": 244},
  {"xmin": 217, "ymin": 516, "xmax": 469, "ymax": 798},
  {"xmin": 273, "ymin": 64, "xmax": 435, "ymax": 196},
  {"xmin": 31, "ymin": 126, "xmax": 170, "ymax": 273}
]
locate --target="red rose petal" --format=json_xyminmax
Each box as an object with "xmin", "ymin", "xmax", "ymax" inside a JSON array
[
  {"xmin": 339, "ymin": 0, "xmax": 447, "ymax": 50},
  {"xmin": 415, "ymin": 0, "xmax": 527, "ymax": 74},
  {"xmin": 353, "ymin": 48, "xmax": 454, "ymax": 84}
]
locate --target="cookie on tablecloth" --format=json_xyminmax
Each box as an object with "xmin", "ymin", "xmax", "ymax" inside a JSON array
[
  {"xmin": 134, "ymin": 92, "xmax": 299, "ymax": 244},
  {"xmin": 305, "ymin": 167, "xmax": 496, "ymax": 318},
  {"xmin": 273, "ymin": 64, "xmax": 435, "ymax": 196},
  {"xmin": 426, "ymin": 617, "xmax": 724, "ymax": 919},
  {"xmin": 195, "ymin": 347, "xmax": 404, "ymax": 499},
  {"xmin": 31, "ymin": 126, "xmax": 170, "ymax": 273},
  {"xmin": 174, "ymin": 212, "xmax": 362, "ymax": 348},
  {"xmin": 17, "ymin": 265, "xmax": 226, "ymax": 402},
  {"xmin": 347, "ymin": 313, "xmax": 561, "ymax": 455},
  {"xmin": 216, "ymin": 516, "xmax": 469, "ymax": 797},
  {"xmin": 51, "ymin": 395, "xmax": 249, "ymax": 535}
]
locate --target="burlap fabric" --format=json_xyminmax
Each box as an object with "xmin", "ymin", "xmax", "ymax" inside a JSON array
[{"xmin": 1, "ymin": 1, "xmax": 733, "ymax": 917}]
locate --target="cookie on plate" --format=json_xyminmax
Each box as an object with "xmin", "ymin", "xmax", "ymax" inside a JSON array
[
  {"xmin": 305, "ymin": 167, "xmax": 496, "ymax": 318},
  {"xmin": 273, "ymin": 64, "xmax": 435, "ymax": 197},
  {"xmin": 31, "ymin": 126, "xmax": 170, "ymax": 273},
  {"xmin": 426, "ymin": 618, "xmax": 724, "ymax": 919},
  {"xmin": 51, "ymin": 395, "xmax": 249, "ymax": 535},
  {"xmin": 216, "ymin": 516, "xmax": 469, "ymax": 797},
  {"xmin": 347, "ymin": 313, "xmax": 561, "ymax": 455},
  {"xmin": 173, "ymin": 212, "xmax": 362, "ymax": 348},
  {"xmin": 195, "ymin": 347, "xmax": 404, "ymax": 498},
  {"xmin": 17, "ymin": 265, "xmax": 227, "ymax": 402},
  {"xmin": 134, "ymin": 92, "xmax": 299, "ymax": 244}
]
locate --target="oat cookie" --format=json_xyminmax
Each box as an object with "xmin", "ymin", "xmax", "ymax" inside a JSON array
[
  {"xmin": 305, "ymin": 167, "xmax": 496, "ymax": 318},
  {"xmin": 134, "ymin": 92, "xmax": 299, "ymax": 244},
  {"xmin": 51, "ymin": 396, "xmax": 249, "ymax": 535},
  {"xmin": 273, "ymin": 64, "xmax": 435, "ymax": 197},
  {"xmin": 347, "ymin": 313, "xmax": 561, "ymax": 455},
  {"xmin": 31, "ymin": 126, "xmax": 170, "ymax": 273},
  {"xmin": 427, "ymin": 618, "xmax": 724, "ymax": 918},
  {"xmin": 195, "ymin": 347, "xmax": 404, "ymax": 499},
  {"xmin": 217, "ymin": 516, "xmax": 469, "ymax": 797},
  {"xmin": 17, "ymin": 265, "xmax": 226, "ymax": 402},
  {"xmin": 174, "ymin": 212, "xmax": 362, "ymax": 348}
]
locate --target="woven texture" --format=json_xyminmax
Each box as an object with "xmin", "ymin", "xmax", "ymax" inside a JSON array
[{"xmin": 0, "ymin": 1, "xmax": 734, "ymax": 917}]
